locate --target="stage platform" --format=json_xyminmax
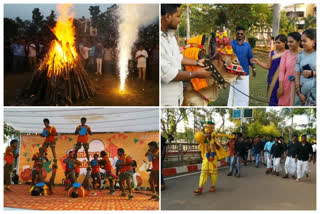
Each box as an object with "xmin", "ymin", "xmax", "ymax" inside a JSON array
[{"xmin": 4, "ymin": 185, "xmax": 159, "ymax": 210}]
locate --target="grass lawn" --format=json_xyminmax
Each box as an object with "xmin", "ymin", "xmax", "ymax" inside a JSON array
[{"xmin": 210, "ymin": 49, "xmax": 270, "ymax": 106}]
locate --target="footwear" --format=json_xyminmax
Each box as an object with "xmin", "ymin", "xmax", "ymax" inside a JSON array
[
  {"xmin": 256, "ymin": 165, "xmax": 258, "ymax": 168},
  {"xmin": 121, "ymin": 192, "xmax": 126, "ymax": 197},
  {"xmin": 282, "ymin": 174, "xmax": 289, "ymax": 178},
  {"xmin": 236, "ymin": 174, "xmax": 240, "ymax": 178},
  {"xmin": 151, "ymin": 193, "xmax": 157, "ymax": 198},
  {"xmin": 109, "ymin": 190, "xmax": 115, "ymax": 195},
  {"xmin": 276, "ymin": 172, "xmax": 279, "ymax": 176},
  {"xmin": 128, "ymin": 194, "xmax": 133, "ymax": 200},
  {"xmin": 209, "ymin": 186, "xmax": 216, "ymax": 192},
  {"xmin": 5, "ymin": 186, "xmax": 12, "ymax": 192},
  {"xmin": 265, "ymin": 170, "xmax": 269, "ymax": 174},
  {"xmin": 292, "ymin": 175, "xmax": 296, "ymax": 179},
  {"xmin": 193, "ymin": 187, "xmax": 203, "ymax": 194},
  {"xmin": 227, "ymin": 172, "xmax": 232, "ymax": 176},
  {"xmin": 296, "ymin": 178, "xmax": 300, "ymax": 182},
  {"xmin": 272, "ymin": 171, "xmax": 276, "ymax": 175}
]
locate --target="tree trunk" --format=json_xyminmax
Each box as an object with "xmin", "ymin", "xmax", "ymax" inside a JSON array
[
  {"xmin": 272, "ymin": 4, "xmax": 281, "ymax": 37},
  {"xmin": 186, "ymin": 4, "xmax": 191, "ymax": 40}
]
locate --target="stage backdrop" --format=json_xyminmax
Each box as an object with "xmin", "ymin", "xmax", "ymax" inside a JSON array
[{"xmin": 18, "ymin": 131, "xmax": 159, "ymax": 187}]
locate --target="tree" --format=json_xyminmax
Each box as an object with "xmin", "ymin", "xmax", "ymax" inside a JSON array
[
  {"xmin": 161, "ymin": 108, "xmax": 190, "ymax": 140},
  {"xmin": 279, "ymin": 11, "xmax": 294, "ymax": 34},
  {"xmin": 272, "ymin": 4, "xmax": 281, "ymax": 37},
  {"xmin": 280, "ymin": 108, "xmax": 307, "ymax": 139},
  {"xmin": 46, "ymin": 10, "xmax": 57, "ymax": 28},
  {"xmin": 4, "ymin": 123, "xmax": 20, "ymax": 143},
  {"xmin": 4, "ymin": 18, "xmax": 18, "ymax": 38},
  {"xmin": 303, "ymin": 14, "xmax": 316, "ymax": 30},
  {"xmin": 26, "ymin": 8, "xmax": 44, "ymax": 37},
  {"xmin": 89, "ymin": 6, "xmax": 101, "ymax": 28}
]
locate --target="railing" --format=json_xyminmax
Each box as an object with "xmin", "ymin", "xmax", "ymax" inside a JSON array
[{"xmin": 164, "ymin": 143, "xmax": 201, "ymax": 166}]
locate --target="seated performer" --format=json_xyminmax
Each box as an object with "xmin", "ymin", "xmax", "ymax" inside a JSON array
[
  {"xmin": 40, "ymin": 118, "xmax": 58, "ymax": 162},
  {"xmin": 75, "ymin": 117, "xmax": 92, "ymax": 162},
  {"xmin": 4, "ymin": 139, "xmax": 19, "ymax": 191},
  {"xmin": 145, "ymin": 141, "xmax": 159, "ymax": 200},
  {"xmin": 100, "ymin": 151, "xmax": 117, "ymax": 194},
  {"xmin": 68, "ymin": 167, "xmax": 91, "ymax": 198},
  {"xmin": 31, "ymin": 147, "xmax": 49, "ymax": 185},
  {"xmin": 30, "ymin": 163, "xmax": 57, "ymax": 196},
  {"xmin": 91, "ymin": 153, "xmax": 101, "ymax": 190},
  {"xmin": 116, "ymin": 148, "xmax": 134, "ymax": 200},
  {"xmin": 193, "ymin": 121, "xmax": 234, "ymax": 194}
]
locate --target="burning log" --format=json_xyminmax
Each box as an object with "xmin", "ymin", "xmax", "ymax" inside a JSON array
[{"xmin": 25, "ymin": 5, "xmax": 95, "ymax": 105}]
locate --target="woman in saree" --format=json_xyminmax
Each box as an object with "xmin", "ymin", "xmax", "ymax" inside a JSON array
[
  {"xmin": 277, "ymin": 32, "xmax": 301, "ymax": 106},
  {"xmin": 251, "ymin": 34, "xmax": 287, "ymax": 106}
]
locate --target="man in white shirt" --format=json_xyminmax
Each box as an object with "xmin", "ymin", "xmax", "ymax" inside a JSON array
[
  {"xmin": 161, "ymin": 4, "xmax": 212, "ymax": 106},
  {"xmin": 27, "ymin": 40, "xmax": 37, "ymax": 72},
  {"xmin": 80, "ymin": 42, "xmax": 92, "ymax": 70},
  {"xmin": 135, "ymin": 45, "xmax": 149, "ymax": 80}
]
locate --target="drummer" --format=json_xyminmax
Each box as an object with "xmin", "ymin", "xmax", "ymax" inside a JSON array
[{"xmin": 74, "ymin": 117, "xmax": 92, "ymax": 162}]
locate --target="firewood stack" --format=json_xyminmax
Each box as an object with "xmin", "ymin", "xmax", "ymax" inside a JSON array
[{"xmin": 26, "ymin": 26, "xmax": 95, "ymax": 106}]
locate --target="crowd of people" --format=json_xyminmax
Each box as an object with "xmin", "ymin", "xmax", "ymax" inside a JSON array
[
  {"xmin": 161, "ymin": 4, "xmax": 316, "ymax": 106},
  {"xmin": 4, "ymin": 117, "xmax": 159, "ymax": 200},
  {"xmin": 226, "ymin": 134, "xmax": 316, "ymax": 182},
  {"xmin": 252, "ymin": 29, "xmax": 316, "ymax": 106},
  {"xmin": 4, "ymin": 36, "xmax": 159, "ymax": 82}
]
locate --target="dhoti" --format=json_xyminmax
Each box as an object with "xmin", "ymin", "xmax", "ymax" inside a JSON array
[
  {"xmin": 267, "ymin": 154, "xmax": 273, "ymax": 169},
  {"xmin": 227, "ymin": 75, "xmax": 249, "ymax": 106},
  {"xmin": 284, "ymin": 156, "xmax": 297, "ymax": 175},
  {"xmin": 272, "ymin": 157, "xmax": 281, "ymax": 172},
  {"xmin": 297, "ymin": 160, "xmax": 310, "ymax": 179}
]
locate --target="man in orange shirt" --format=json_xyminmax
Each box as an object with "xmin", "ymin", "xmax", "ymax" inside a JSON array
[
  {"xmin": 75, "ymin": 117, "xmax": 92, "ymax": 162},
  {"xmin": 100, "ymin": 151, "xmax": 117, "ymax": 194},
  {"xmin": 145, "ymin": 141, "xmax": 159, "ymax": 200},
  {"xmin": 40, "ymin": 118, "xmax": 58, "ymax": 162},
  {"xmin": 31, "ymin": 147, "xmax": 49, "ymax": 185},
  {"xmin": 4, "ymin": 139, "xmax": 19, "ymax": 191},
  {"xmin": 91, "ymin": 153, "xmax": 101, "ymax": 190},
  {"xmin": 116, "ymin": 148, "xmax": 134, "ymax": 200}
]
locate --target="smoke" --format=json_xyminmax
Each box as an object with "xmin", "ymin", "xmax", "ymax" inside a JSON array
[{"xmin": 117, "ymin": 4, "xmax": 159, "ymax": 91}]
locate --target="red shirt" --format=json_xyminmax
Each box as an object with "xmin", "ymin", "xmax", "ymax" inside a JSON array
[
  {"xmin": 32, "ymin": 153, "xmax": 48, "ymax": 168},
  {"xmin": 77, "ymin": 125, "xmax": 90, "ymax": 143},
  {"xmin": 227, "ymin": 139, "xmax": 235, "ymax": 156},
  {"xmin": 151, "ymin": 149, "xmax": 159, "ymax": 171},
  {"xmin": 119, "ymin": 155, "xmax": 133, "ymax": 173},
  {"xmin": 102, "ymin": 156, "xmax": 113, "ymax": 172},
  {"xmin": 43, "ymin": 126, "xmax": 57, "ymax": 142},
  {"xmin": 4, "ymin": 146, "xmax": 15, "ymax": 165}
]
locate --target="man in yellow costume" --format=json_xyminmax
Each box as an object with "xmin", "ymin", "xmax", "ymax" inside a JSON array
[{"xmin": 194, "ymin": 121, "xmax": 234, "ymax": 194}]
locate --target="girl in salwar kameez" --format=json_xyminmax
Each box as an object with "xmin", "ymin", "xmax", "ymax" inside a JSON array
[
  {"xmin": 277, "ymin": 32, "xmax": 301, "ymax": 106},
  {"xmin": 251, "ymin": 35, "xmax": 287, "ymax": 106}
]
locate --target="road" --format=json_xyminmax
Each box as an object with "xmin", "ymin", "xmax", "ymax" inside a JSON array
[{"xmin": 161, "ymin": 162, "xmax": 316, "ymax": 210}]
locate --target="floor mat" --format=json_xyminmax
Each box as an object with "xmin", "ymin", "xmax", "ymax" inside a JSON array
[{"xmin": 4, "ymin": 185, "xmax": 159, "ymax": 210}]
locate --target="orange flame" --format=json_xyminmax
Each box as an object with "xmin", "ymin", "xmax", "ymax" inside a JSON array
[{"xmin": 39, "ymin": 4, "xmax": 78, "ymax": 78}]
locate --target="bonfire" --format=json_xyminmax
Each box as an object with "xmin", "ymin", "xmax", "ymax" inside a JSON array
[{"xmin": 27, "ymin": 4, "xmax": 95, "ymax": 105}]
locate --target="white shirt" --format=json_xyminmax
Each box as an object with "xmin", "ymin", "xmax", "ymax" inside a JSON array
[
  {"xmin": 161, "ymin": 30, "xmax": 184, "ymax": 106},
  {"xmin": 81, "ymin": 46, "xmax": 92, "ymax": 60},
  {"xmin": 28, "ymin": 43, "xmax": 37, "ymax": 57},
  {"xmin": 312, "ymin": 144, "xmax": 316, "ymax": 152},
  {"xmin": 135, "ymin": 49, "xmax": 148, "ymax": 68}
]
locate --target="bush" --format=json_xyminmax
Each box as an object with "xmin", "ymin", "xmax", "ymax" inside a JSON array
[{"xmin": 248, "ymin": 37, "xmax": 258, "ymax": 49}]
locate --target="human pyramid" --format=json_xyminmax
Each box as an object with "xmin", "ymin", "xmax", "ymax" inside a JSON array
[{"xmin": 4, "ymin": 117, "xmax": 160, "ymax": 201}]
